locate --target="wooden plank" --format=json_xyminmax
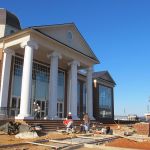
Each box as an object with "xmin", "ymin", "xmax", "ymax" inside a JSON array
[{"xmin": 26, "ymin": 141, "xmax": 67, "ymax": 149}]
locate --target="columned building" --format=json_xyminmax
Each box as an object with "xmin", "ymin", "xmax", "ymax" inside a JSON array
[{"xmin": 0, "ymin": 9, "xmax": 115, "ymax": 122}]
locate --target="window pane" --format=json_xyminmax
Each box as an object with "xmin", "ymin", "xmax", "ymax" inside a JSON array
[
  {"xmin": 12, "ymin": 98, "xmax": 17, "ymax": 108},
  {"xmin": 77, "ymin": 80, "xmax": 86, "ymax": 118},
  {"xmin": 99, "ymin": 85, "xmax": 112, "ymax": 118},
  {"xmin": 60, "ymin": 103, "xmax": 62, "ymax": 112},
  {"xmin": 33, "ymin": 62, "xmax": 49, "ymax": 100},
  {"xmin": 83, "ymin": 83, "xmax": 86, "ymax": 113},
  {"xmin": 77, "ymin": 81, "xmax": 80, "ymax": 117},
  {"xmin": 57, "ymin": 71, "xmax": 65, "ymax": 102},
  {"xmin": 12, "ymin": 57, "xmax": 23, "ymax": 96}
]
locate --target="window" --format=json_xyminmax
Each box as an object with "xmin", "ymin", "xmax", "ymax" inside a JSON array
[
  {"xmin": 99, "ymin": 85, "xmax": 112, "ymax": 118},
  {"xmin": 67, "ymin": 31, "xmax": 73, "ymax": 44},
  {"xmin": 57, "ymin": 71, "xmax": 65, "ymax": 102},
  {"xmin": 32, "ymin": 62, "xmax": 49, "ymax": 100},
  {"xmin": 12, "ymin": 56, "xmax": 65, "ymax": 118},
  {"xmin": 77, "ymin": 80, "xmax": 86, "ymax": 118},
  {"xmin": 12, "ymin": 57, "xmax": 23, "ymax": 96},
  {"xmin": 57, "ymin": 71, "xmax": 65, "ymax": 118},
  {"xmin": 77, "ymin": 80, "xmax": 80, "ymax": 117}
]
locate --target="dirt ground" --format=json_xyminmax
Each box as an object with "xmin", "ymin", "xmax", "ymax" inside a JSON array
[
  {"xmin": 106, "ymin": 138, "xmax": 150, "ymax": 150},
  {"xmin": 1, "ymin": 124, "xmax": 150, "ymax": 150},
  {"xmin": 0, "ymin": 131, "xmax": 74, "ymax": 150},
  {"xmin": 0, "ymin": 131, "xmax": 72, "ymax": 145}
]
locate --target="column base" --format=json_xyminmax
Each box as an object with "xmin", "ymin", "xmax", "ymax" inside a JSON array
[{"xmin": 15, "ymin": 114, "xmax": 34, "ymax": 120}]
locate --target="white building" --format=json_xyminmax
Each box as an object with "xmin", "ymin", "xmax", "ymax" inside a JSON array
[{"xmin": 0, "ymin": 9, "xmax": 115, "ymax": 122}]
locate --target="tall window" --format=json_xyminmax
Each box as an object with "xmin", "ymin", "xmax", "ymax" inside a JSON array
[
  {"xmin": 12, "ymin": 57, "xmax": 23, "ymax": 96},
  {"xmin": 11, "ymin": 57, "xmax": 23, "ymax": 116},
  {"xmin": 77, "ymin": 81, "xmax": 80, "ymax": 117},
  {"xmin": 12, "ymin": 56, "xmax": 50, "ymax": 100},
  {"xmin": 99, "ymin": 85, "xmax": 112, "ymax": 118},
  {"xmin": 57, "ymin": 71, "xmax": 65, "ymax": 118},
  {"xmin": 32, "ymin": 63, "xmax": 49, "ymax": 101},
  {"xmin": 77, "ymin": 80, "xmax": 86, "ymax": 118},
  {"xmin": 83, "ymin": 83, "xmax": 86, "ymax": 113},
  {"xmin": 57, "ymin": 71, "xmax": 65, "ymax": 102}
]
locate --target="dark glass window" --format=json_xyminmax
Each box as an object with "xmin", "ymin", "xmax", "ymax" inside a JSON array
[
  {"xmin": 77, "ymin": 81, "xmax": 80, "ymax": 117},
  {"xmin": 77, "ymin": 80, "xmax": 86, "ymax": 118},
  {"xmin": 99, "ymin": 85, "xmax": 112, "ymax": 118},
  {"xmin": 12, "ymin": 57, "xmax": 23, "ymax": 96},
  {"xmin": 32, "ymin": 62, "xmax": 49, "ymax": 100},
  {"xmin": 57, "ymin": 71, "xmax": 65, "ymax": 102}
]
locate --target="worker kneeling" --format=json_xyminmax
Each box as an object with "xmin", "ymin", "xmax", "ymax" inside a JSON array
[{"xmin": 63, "ymin": 112, "xmax": 74, "ymax": 133}]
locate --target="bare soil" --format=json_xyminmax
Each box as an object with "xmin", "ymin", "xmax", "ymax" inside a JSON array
[
  {"xmin": 1, "ymin": 124, "xmax": 150, "ymax": 150},
  {"xmin": 0, "ymin": 131, "xmax": 74, "ymax": 150},
  {"xmin": 106, "ymin": 138, "xmax": 150, "ymax": 150}
]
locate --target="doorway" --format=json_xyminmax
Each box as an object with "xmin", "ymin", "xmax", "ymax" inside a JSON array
[{"xmin": 32, "ymin": 100, "xmax": 48, "ymax": 119}]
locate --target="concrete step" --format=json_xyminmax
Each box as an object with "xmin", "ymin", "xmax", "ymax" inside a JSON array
[{"xmin": 24, "ymin": 119, "xmax": 86, "ymax": 133}]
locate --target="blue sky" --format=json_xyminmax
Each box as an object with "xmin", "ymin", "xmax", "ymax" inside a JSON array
[{"xmin": 1, "ymin": 0, "xmax": 150, "ymax": 116}]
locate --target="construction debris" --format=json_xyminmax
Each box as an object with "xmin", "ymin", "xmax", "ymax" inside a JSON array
[{"xmin": 15, "ymin": 131, "xmax": 39, "ymax": 139}]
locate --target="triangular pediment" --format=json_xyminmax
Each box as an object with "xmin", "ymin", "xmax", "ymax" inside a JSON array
[
  {"xmin": 93, "ymin": 71, "xmax": 116, "ymax": 84},
  {"xmin": 32, "ymin": 23, "xmax": 99, "ymax": 62}
]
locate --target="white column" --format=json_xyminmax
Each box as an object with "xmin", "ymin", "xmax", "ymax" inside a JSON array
[
  {"xmin": 0, "ymin": 49, "xmax": 14, "ymax": 108},
  {"xmin": 48, "ymin": 52, "xmax": 61, "ymax": 119},
  {"xmin": 69, "ymin": 60, "xmax": 80, "ymax": 120},
  {"xmin": 17, "ymin": 40, "xmax": 38, "ymax": 119},
  {"xmin": 86, "ymin": 67, "xmax": 94, "ymax": 120}
]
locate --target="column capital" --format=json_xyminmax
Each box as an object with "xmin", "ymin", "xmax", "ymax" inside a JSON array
[
  {"xmin": 3, "ymin": 48, "xmax": 15, "ymax": 56},
  {"xmin": 68, "ymin": 60, "xmax": 80, "ymax": 67},
  {"xmin": 47, "ymin": 51, "xmax": 62, "ymax": 59},
  {"xmin": 20, "ymin": 40, "xmax": 38, "ymax": 50}
]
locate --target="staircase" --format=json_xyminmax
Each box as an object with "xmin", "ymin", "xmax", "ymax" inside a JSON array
[{"xmin": 24, "ymin": 119, "xmax": 82, "ymax": 133}]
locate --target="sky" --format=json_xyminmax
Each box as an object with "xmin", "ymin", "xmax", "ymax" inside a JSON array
[{"xmin": 1, "ymin": 0, "xmax": 150, "ymax": 116}]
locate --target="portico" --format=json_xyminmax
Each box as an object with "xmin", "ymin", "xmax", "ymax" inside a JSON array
[
  {"xmin": 0, "ymin": 9, "xmax": 117, "ymax": 124},
  {"xmin": 0, "ymin": 24, "xmax": 99, "ymax": 120}
]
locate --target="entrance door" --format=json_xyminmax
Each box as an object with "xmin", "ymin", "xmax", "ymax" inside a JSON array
[
  {"xmin": 34, "ymin": 100, "xmax": 48, "ymax": 119},
  {"xmin": 10, "ymin": 97, "xmax": 20, "ymax": 116},
  {"xmin": 57, "ymin": 101, "xmax": 64, "ymax": 118}
]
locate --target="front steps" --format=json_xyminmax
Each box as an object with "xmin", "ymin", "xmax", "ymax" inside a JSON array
[{"xmin": 24, "ymin": 119, "xmax": 82, "ymax": 133}]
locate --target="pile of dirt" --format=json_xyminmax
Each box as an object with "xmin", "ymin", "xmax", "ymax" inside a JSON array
[{"xmin": 106, "ymin": 138, "xmax": 150, "ymax": 150}]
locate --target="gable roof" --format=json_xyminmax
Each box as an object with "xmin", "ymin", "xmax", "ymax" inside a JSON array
[
  {"xmin": 93, "ymin": 71, "xmax": 116, "ymax": 85},
  {"xmin": 0, "ymin": 23, "xmax": 100, "ymax": 64},
  {"xmin": 31, "ymin": 23, "xmax": 99, "ymax": 63}
]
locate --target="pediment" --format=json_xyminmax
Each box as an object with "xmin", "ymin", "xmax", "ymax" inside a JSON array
[
  {"xmin": 93, "ymin": 71, "xmax": 116, "ymax": 84},
  {"xmin": 102, "ymin": 74, "xmax": 113, "ymax": 82},
  {"xmin": 32, "ymin": 23, "xmax": 99, "ymax": 62}
]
